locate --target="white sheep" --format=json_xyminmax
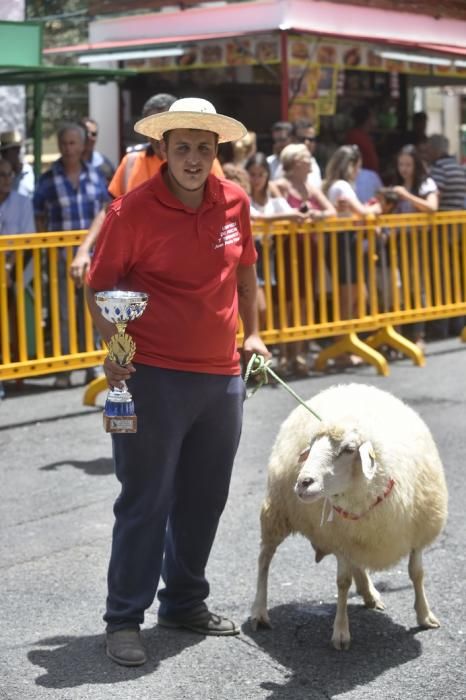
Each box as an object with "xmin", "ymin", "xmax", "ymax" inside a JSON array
[{"xmin": 250, "ymin": 383, "xmax": 448, "ymax": 649}]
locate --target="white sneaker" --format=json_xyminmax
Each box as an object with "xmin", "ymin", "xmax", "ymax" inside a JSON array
[{"xmin": 53, "ymin": 373, "xmax": 72, "ymax": 389}]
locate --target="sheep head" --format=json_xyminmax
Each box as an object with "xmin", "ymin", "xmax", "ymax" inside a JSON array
[{"xmin": 294, "ymin": 422, "xmax": 377, "ymax": 503}]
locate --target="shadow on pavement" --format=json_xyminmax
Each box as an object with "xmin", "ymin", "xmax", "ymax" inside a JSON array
[
  {"xmin": 0, "ymin": 409, "xmax": 100, "ymax": 432},
  {"xmin": 28, "ymin": 627, "xmax": 202, "ymax": 688},
  {"xmin": 241, "ymin": 601, "xmax": 423, "ymax": 698},
  {"xmin": 40, "ymin": 457, "xmax": 114, "ymax": 476}
]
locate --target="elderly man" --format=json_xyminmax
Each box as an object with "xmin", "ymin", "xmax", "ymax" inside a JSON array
[
  {"xmin": 426, "ymin": 134, "xmax": 466, "ymax": 338},
  {"xmin": 86, "ymin": 97, "xmax": 268, "ymax": 667},
  {"xmin": 34, "ymin": 122, "xmax": 109, "ymax": 387}
]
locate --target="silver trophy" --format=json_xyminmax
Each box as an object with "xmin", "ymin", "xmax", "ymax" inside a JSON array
[{"xmin": 95, "ymin": 290, "xmax": 148, "ymax": 433}]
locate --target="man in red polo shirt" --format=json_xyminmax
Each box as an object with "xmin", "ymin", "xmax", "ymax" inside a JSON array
[{"xmin": 86, "ymin": 97, "xmax": 268, "ymax": 667}]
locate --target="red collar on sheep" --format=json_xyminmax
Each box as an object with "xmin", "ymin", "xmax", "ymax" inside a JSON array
[{"xmin": 331, "ymin": 478, "xmax": 395, "ymax": 521}]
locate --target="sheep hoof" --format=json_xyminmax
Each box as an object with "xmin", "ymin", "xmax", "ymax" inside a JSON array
[
  {"xmin": 418, "ymin": 612, "xmax": 440, "ymax": 629},
  {"xmin": 331, "ymin": 633, "xmax": 351, "ymax": 650},
  {"xmin": 364, "ymin": 596, "xmax": 385, "ymax": 611},
  {"xmin": 249, "ymin": 613, "xmax": 272, "ymax": 631}
]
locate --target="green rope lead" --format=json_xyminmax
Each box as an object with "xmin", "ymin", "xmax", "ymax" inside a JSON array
[{"xmin": 244, "ymin": 353, "xmax": 322, "ymax": 422}]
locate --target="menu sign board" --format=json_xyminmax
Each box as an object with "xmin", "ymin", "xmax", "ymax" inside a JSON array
[
  {"xmin": 288, "ymin": 33, "xmax": 466, "ymax": 78},
  {"xmin": 122, "ymin": 34, "xmax": 280, "ymax": 72},
  {"xmin": 286, "ymin": 32, "xmax": 466, "ymax": 125}
]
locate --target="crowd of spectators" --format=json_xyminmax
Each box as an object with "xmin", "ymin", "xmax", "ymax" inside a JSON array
[{"xmin": 1, "ymin": 99, "xmax": 466, "ymax": 396}]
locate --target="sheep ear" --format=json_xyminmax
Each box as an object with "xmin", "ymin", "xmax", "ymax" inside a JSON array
[
  {"xmin": 359, "ymin": 441, "xmax": 377, "ymax": 480},
  {"xmin": 298, "ymin": 446, "xmax": 310, "ymax": 464}
]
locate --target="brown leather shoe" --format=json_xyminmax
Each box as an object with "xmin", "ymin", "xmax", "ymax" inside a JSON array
[
  {"xmin": 106, "ymin": 628, "xmax": 147, "ymax": 666},
  {"xmin": 158, "ymin": 605, "xmax": 239, "ymax": 636}
]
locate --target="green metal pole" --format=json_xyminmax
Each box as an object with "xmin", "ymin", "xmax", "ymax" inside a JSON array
[{"xmin": 33, "ymin": 81, "xmax": 44, "ymax": 182}]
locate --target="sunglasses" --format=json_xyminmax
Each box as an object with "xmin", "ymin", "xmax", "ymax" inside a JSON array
[{"xmin": 299, "ymin": 136, "xmax": 316, "ymax": 143}]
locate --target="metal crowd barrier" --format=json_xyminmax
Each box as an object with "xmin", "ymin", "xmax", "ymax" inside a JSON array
[
  {"xmin": 253, "ymin": 210, "xmax": 466, "ymax": 375},
  {"xmin": 1, "ymin": 212, "xmax": 465, "ymax": 405},
  {"xmin": 0, "ymin": 230, "xmax": 105, "ymax": 383}
]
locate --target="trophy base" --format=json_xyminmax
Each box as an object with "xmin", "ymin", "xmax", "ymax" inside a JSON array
[
  {"xmin": 103, "ymin": 413, "xmax": 138, "ymax": 433},
  {"xmin": 103, "ymin": 385, "xmax": 137, "ymax": 433}
]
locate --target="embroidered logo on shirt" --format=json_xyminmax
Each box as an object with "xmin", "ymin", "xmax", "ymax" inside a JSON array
[{"xmin": 213, "ymin": 221, "xmax": 241, "ymax": 250}]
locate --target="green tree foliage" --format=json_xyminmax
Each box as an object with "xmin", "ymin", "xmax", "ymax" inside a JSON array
[
  {"xmin": 26, "ymin": 0, "xmax": 89, "ymax": 48},
  {"xmin": 25, "ymin": 1, "xmax": 90, "ymax": 142}
]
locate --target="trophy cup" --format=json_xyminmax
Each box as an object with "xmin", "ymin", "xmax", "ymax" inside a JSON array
[{"xmin": 95, "ymin": 290, "xmax": 149, "ymax": 434}]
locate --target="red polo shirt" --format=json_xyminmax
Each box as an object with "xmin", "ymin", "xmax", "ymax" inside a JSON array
[{"xmin": 87, "ymin": 165, "xmax": 257, "ymax": 375}]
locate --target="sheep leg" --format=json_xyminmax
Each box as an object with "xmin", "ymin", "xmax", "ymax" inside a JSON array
[
  {"xmin": 250, "ymin": 538, "xmax": 281, "ymax": 630},
  {"xmin": 408, "ymin": 548, "xmax": 440, "ymax": 628},
  {"xmin": 332, "ymin": 556, "xmax": 352, "ymax": 650},
  {"xmin": 352, "ymin": 567, "xmax": 385, "ymax": 610},
  {"xmin": 250, "ymin": 501, "xmax": 289, "ymax": 630}
]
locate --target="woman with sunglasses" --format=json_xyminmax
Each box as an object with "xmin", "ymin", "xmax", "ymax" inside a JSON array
[{"xmin": 275, "ymin": 144, "xmax": 336, "ymax": 375}]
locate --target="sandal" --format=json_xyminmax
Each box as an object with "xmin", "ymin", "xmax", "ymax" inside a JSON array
[
  {"xmin": 293, "ymin": 355, "xmax": 309, "ymax": 377},
  {"xmin": 158, "ymin": 604, "xmax": 239, "ymax": 636},
  {"xmin": 274, "ymin": 356, "xmax": 290, "ymax": 378}
]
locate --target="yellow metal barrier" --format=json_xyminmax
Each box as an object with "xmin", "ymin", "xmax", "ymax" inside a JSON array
[
  {"xmin": 252, "ymin": 211, "xmax": 466, "ymax": 375},
  {"xmin": 0, "ymin": 230, "xmax": 106, "ymax": 383},
  {"xmin": 1, "ymin": 212, "xmax": 466, "ymax": 404}
]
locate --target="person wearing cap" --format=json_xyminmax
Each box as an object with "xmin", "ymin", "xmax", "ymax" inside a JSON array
[
  {"xmin": 86, "ymin": 97, "xmax": 269, "ymax": 667},
  {"xmin": 0, "ymin": 130, "xmax": 35, "ymax": 199},
  {"xmin": 69, "ymin": 93, "xmax": 224, "ymax": 288},
  {"xmin": 0, "ymin": 156, "xmax": 36, "ymax": 400}
]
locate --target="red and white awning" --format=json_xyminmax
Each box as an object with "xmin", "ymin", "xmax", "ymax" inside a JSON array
[{"xmin": 44, "ymin": 0, "xmax": 466, "ymax": 59}]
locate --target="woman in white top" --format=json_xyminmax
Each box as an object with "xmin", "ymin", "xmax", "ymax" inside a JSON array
[
  {"xmin": 323, "ymin": 145, "xmax": 380, "ymax": 319},
  {"xmin": 393, "ymin": 144, "xmax": 438, "ymax": 213},
  {"xmin": 322, "ymin": 145, "xmax": 381, "ymax": 366},
  {"xmin": 393, "ymin": 144, "xmax": 439, "ymax": 347},
  {"xmin": 245, "ymin": 152, "xmax": 307, "ymax": 376}
]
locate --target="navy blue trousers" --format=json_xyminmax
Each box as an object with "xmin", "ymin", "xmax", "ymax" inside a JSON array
[{"xmin": 104, "ymin": 364, "xmax": 245, "ymax": 631}]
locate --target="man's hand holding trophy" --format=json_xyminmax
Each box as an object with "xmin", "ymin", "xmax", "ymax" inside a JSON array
[{"xmin": 95, "ymin": 290, "xmax": 148, "ymax": 433}]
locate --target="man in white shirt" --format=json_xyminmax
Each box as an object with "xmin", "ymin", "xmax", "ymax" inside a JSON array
[
  {"xmin": 291, "ymin": 118, "xmax": 322, "ymax": 189},
  {"xmin": 80, "ymin": 117, "xmax": 115, "ymax": 184},
  {"xmin": 267, "ymin": 121, "xmax": 293, "ymax": 179}
]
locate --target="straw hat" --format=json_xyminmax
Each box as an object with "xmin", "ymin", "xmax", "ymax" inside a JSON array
[
  {"xmin": 134, "ymin": 97, "xmax": 247, "ymax": 144},
  {"xmin": 0, "ymin": 130, "xmax": 23, "ymax": 151}
]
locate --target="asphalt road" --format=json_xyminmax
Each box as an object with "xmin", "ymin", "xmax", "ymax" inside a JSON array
[{"xmin": 1, "ymin": 339, "xmax": 465, "ymax": 700}]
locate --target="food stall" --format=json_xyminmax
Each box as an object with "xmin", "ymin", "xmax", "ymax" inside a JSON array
[{"xmin": 45, "ymin": 0, "xmax": 466, "ymax": 165}]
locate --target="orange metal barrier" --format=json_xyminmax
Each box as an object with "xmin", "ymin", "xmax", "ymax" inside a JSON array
[{"xmin": 1, "ymin": 212, "xmax": 466, "ymax": 404}]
